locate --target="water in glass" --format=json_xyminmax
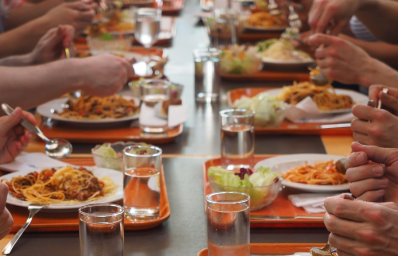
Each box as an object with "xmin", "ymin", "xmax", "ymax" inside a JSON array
[
  {"xmin": 207, "ymin": 203, "xmax": 250, "ymax": 256},
  {"xmin": 194, "ymin": 51, "xmax": 220, "ymax": 102},
  {"xmin": 221, "ymin": 124, "xmax": 254, "ymax": 170},
  {"xmin": 135, "ymin": 16, "xmax": 160, "ymax": 48},
  {"xmin": 124, "ymin": 166, "xmax": 161, "ymax": 220},
  {"xmin": 139, "ymin": 94, "xmax": 169, "ymax": 133}
]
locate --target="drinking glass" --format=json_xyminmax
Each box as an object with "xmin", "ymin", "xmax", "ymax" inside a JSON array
[
  {"xmin": 139, "ymin": 79, "xmax": 170, "ymax": 135},
  {"xmin": 219, "ymin": 109, "xmax": 255, "ymax": 170},
  {"xmin": 123, "ymin": 145, "xmax": 162, "ymax": 220},
  {"xmin": 193, "ymin": 48, "xmax": 221, "ymax": 103},
  {"xmin": 206, "ymin": 192, "xmax": 250, "ymax": 256},
  {"xmin": 134, "ymin": 8, "xmax": 161, "ymax": 76},
  {"xmin": 79, "ymin": 204, "xmax": 124, "ymax": 256}
]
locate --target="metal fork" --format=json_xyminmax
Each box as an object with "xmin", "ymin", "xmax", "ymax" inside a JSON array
[
  {"xmin": 2, "ymin": 204, "xmax": 47, "ymax": 255},
  {"xmin": 268, "ymin": 0, "xmax": 281, "ymax": 15},
  {"xmin": 288, "ymin": 1, "xmax": 301, "ymax": 29}
]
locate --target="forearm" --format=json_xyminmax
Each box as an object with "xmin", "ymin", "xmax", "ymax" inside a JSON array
[
  {"xmin": 339, "ymin": 34, "xmax": 398, "ymax": 70},
  {"xmin": 359, "ymin": 58, "xmax": 398, "ymax": 88},
  {"xmin": 355, "ymin": 0, "xmax": 398, "ymax": 44},
  {"xmin": 0, "ymin": 54, "xmax": 33, "ymax": 66},
  {"xmin": 0, "ymin": 59, "xmax": 84, "ymax": 110},
  {"xmin": 6, "ymin": 0, "xmax": 63, "ymax": 30},
  {"xmin": 0, "ymin": 16, "xmax": 52, "ymax": 57}
]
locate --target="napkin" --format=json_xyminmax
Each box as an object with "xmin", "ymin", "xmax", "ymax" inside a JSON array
[
  {"xmin": 288, "ymin": 193, "xmax": 341, "ymax": 214},
  {"xmin": 136, "ymin": 104, "xmax": 189, "ymax": 129},
  {"xmin": 0, "ymin": 152, "xmax": 67, "ymax": 172},
  {"xmin": 284, "ymin": 96, "xmax": 355, "ymax": 124}
]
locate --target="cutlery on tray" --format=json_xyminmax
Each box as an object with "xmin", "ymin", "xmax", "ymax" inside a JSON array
[
  {"xmin": 2, "ymin": 204, "xmax": 48, "ymax": 255},
  {"xmin": 250, "ymin": 215, "xmax": 323, "ymax": 220}
]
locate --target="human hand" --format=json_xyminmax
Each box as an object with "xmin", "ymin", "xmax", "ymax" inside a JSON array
[
  {"xmin": 368, "ymin": 85, "xmax": 398, "ymax": 115},
  {"xmin": 308, "ymin": 0, "xmax": 361, "ymax": 35},
  {"xmin": 351, "ymin": 101, "xmax": 398, "ymax": 147},
  {"xmin": 324, "ymin": 195, "xmax": 398, "ymax": 255},
  {"xmin": 29, "ymin": 25, "xmax": 75, "ymax": 64},
  {"xmin": 0, "ymin": 183, "xmax": 13, "ymax": 239},
  {"xmin": 307, "ymin": 33, "xmax": 372, "ymax": 85},
  {"xmin": 345, "ymin": 142, "xmax": 398, "ymax": 203},
  {"xmin": 0, "ymin": 107, "xmax": 35, "ymax": 164},
  {"xmin": 43, "ymin": 1, "xmax": 97, "ymax": 35},
  {"xmin": 291, "ymin": 30, "xmax": 317, "ymax": 57},
  {"xmin": 77, "ymin": 54, "xmax": 135, "ymax": 96}
]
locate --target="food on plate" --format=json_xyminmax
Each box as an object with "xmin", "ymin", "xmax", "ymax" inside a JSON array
[
  {"xmin": 232, "ymin": 92, "xmax": 288, "ymax": 127},
  {"xmin": 208, "ymin": 166, "xmax": 281, "ymax": 210},
  {"xmin": 87, "ymin": 11, "xmax": 135, "ymax": 37},
  {"xmin": 220, "ymin": 45, "xmax": 260, "ymax": 74},
  {"xmin": 282, "ymin": 160, "xmax": 347, "ymax": 185},
  {"xmin": 55, "ymin": 94, "xmax": 139, "ymax": 120},
  {"xmin": 310, "ymin": 246, "xmax": 337, "ymax": 256},
  {"xmin": 257, "ymin": 39, "xmax": 313, "ymax": 63},
  {"xmin": 278, "ymin": 81, "xmax": 354, "ymax": 110},
  {"xmin": 1, "ymin": 166, "xmax": 118, "ymax": 204},
  {"xmin": 246, "ymin": 11, "xmax": 287, "ymax": 28}
]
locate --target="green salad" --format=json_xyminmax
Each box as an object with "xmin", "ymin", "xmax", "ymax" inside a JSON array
[{"xmin": 220, "ymin": 45, "xmax": 260, "ymax": 74}]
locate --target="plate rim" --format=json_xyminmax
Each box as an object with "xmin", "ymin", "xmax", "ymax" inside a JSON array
[
  {"xmin": 254, "ymin": 154, "xmax": 350, "ymax": 192},
  {"xmin": 243, "ymin": 24, "xmax": 287, "ymax": 31},
  {"xmin": 261, "ymin": 57, "xmax": 315, "ymax": 65},
  {"xmin": 36, "ymin": 96, "xmax": 139, "ymax": 124},
  {"xmin": 4, "ymin": 166, "xmax": 123, "ymax": 210}
]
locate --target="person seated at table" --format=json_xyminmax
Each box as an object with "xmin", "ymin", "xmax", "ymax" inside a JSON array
[
  {"xmin": 0, "ymin": 107, "xmax": 35, "ymax": 164},
  {"xmin": 0, "ymin": 25, "xmax": 136, "ymax": 110},
  {"xmin": 0, "ymin": 0, "xmax": 96, "ymax": 57},
  {"xmin": 350, "ymin": 85, "xmax": 398, "ymax": 148},
  {"xmin": 323, "ymin": 193, "xmax": 398, "ymax": 256}
]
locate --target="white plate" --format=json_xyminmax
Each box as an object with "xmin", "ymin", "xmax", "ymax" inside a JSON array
[
  {"xmin": 265, "ymin": 88, "xmax": 368, "ymax": 115},
  {"xmin": 254, "ymin": 154, "xmax": 350, "ymax": 192},
  {"xmin": 4, "ymin": 166, "xmax": 123, "ymax": 210},
  {"xmin": 36, "ymin": 96, "xmax": 139, "ymax": 124}
]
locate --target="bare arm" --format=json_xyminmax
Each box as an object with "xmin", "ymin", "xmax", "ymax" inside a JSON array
[
  {"xmin": 339, "ymin": 34, "xmax": 398, "ymax": 70},
  {"xmin": 6, "ymin": 0, "xmax": 63, "ymax": 30}
]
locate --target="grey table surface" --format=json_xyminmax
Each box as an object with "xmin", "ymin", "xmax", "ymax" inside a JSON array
[{"xmin": 8, "ymin": 0, "xmax": 331, "ymax": 255}]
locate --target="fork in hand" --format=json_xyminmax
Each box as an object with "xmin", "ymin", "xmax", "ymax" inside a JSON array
[
  {"xmin": 2, "ymin": 204, "xmax": 48, "ymax": 255},
  {"xmin": 268, "ymin": 0, "xmax": 281, "ymax": 15},
  {"xmin": 288, "ymin": 0, "xmax": 302, "ymax": 29}
]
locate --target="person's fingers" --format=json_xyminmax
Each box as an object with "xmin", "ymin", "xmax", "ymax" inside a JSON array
[
  {"xmin": 328, "ymin": 233, "xmax": 360, "ymax": 256},
  {"xmin": 307, "ymin": 33, "xmax": 334, "ymax": 47},
  {"xmin": 345, "ymin": 162, "xmax": 385, "ymax": 182},
  {"xmin": 379, "ymin": 90, "xmax": 398, "ymax": 113},
  {"xmin": 354, "ymin": 189, "xmax": 385, "ymax": 202},
  {"xmin": 0, "ymin": 183, "xmax": 8, "ymax": 214},
  {"xmin": 351, "ymin": 104, "xmax": 376, "ymax": 121},
  {"xmin": 21, "ymin": 110, "xmax": 36, "ymax": 126},
  {"xmin": 324, "ymin": 197, "xmax": 368, "ymax": 222},
  {"xmin": 352, "ymin": 131, "xmax": 374, "ymax": 145},
  {"xmin": 350, "ymin": 142, "xmax": 397, "ymax": 167},
  {"xmin": 349, "ymin": 177, "xmax": 389, "ymax": 198},
  {"xmin": 314, "ymin": 44, "xmax": 341, "ymax": 60},
  {"xmin": 350, "ymin": 118, "xmax": 371, "ymax": 135},
  {"xmin": 308, "ymin": 0, "xmax": 325, "ymax": 30},
  {"xmin": 62, "ymin": 25, "xmax": 75, "ymax": 48},
  {"xmin": 368, "ymin": 85, "xmax": 384, "ymax": 102},
  {"xmin": 379, "ymin": 201, "xmax": 398, "ymax": 211},
  {"xmin": 330, "ymin": 19, "xmax": 347, "ymax": 36},
  {"xmin": 0, "ymin": 208, "xmax": 13, "ymax": 239},
  {"xmin": 75, "ymin": 9, "xmax": 95, "ymax": 23},
  {"xmin": 0, "ymin": 107, "xmax": 23, "ymax": 136}
]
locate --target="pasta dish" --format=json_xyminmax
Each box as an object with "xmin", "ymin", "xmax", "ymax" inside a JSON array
[
  {"xmin": 278, "ymin": 81, "xmax": 354, "ymax": 110},
  {"xmin": 55, "ymin": 94, "xmax": 139, "ymax": 120},
  {"xmin": 246, "ymin": 11, "xmax": 287, "ymax": 28},
  {"xmin": 282, "ymin": 160, "xmax": 346, "ymax": 185},
  {"xmin": 1, "ymin": 166, "xmax": 118, "ymax": 204},
  {"xmin": 257, "ymin": 39, "xmax": 313, "ymax": 63}
]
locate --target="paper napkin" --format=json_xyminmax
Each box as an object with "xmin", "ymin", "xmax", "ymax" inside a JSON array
[
  {"xmin": 0, "ymin": 152, "xmax": 68, "ymax": 172},
  {"xmin": 288, "ymin": 193, "xmax": 341, "ymax": 214},
  {"xmin": 284, "ymin": 96, "xmax": 355, "ymax": 123}
]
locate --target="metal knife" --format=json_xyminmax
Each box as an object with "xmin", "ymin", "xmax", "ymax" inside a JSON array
[
  {"xmin": 250, "ymin": 215, "xmax": 323, "ymax": 220},
  {"xmin": 318, "ymin": 123, "xmax": 351, "ymax": 129}
]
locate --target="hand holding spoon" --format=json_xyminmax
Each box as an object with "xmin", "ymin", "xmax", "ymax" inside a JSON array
[{"xmin": 1, "ymin": 103, "xmax": 72, "ymax": 159}]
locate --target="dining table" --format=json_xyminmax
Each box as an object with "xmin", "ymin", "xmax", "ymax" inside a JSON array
[{"xmin": 0, "ymin": 0, "xmax": 356, "ymax": 255}]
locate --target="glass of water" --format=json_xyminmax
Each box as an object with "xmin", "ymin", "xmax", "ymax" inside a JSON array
[
  {"xmin": 193, "ymin": 48, "xmax": 221, "ymax": 103},
  {"xmin": 206, "ymin": 192, "xmax": 250, "ymax": 256},
  {"xmin": 219, "ymin": 109, "xmax": 255, "ymax": 171},
  {"xmin": 134, "ymin": 8, "xmax": 161, "ymax": 76},
  {"xmin": 139, "ymin": 79, "xmax": 170, "ymax": 136},
  {"xmin": 79, "ymin": 204, "xmax": 124, "ymax": 256},
  {"xmin": 123, "ymin": 145, "xmax": 162, "ymax": 220}
]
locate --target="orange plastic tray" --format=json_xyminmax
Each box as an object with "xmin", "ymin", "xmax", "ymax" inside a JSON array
[
  {"xmin": 198, "ymin": 243, "xmax": 326, "ymax": 256},
  {"xmin": 227, "ymin": 87, "xmax": 353, "ymax": 135},
  {"xmin": 220, "ymin": 70, "xmax": 310, "ymax": 82},
  {"xmin": 203, "ymin": 157, "xmax": 325, "ymax": 228},
  {"xmin": 162, "ymin": 0, "xmax": 184, "ymax": 15},
  {"xmin": 6, "ymin": 158, "xmax": 170, "ymax": 232}
]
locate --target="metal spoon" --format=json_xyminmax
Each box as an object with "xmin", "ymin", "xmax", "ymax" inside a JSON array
[
  {"xmin": 1, "ymin": 103, "xmax": 73, "ymax": 159},
  {"xmin": 311, "ymin": 68, "xmax": 329, "ymax": 85},
  {"xmin": 2, "ymin": 203, "xmax": 47, "ymax": 255}
]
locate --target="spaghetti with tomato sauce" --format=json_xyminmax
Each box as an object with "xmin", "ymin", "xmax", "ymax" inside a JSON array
[
  {"xmin": 1, "ymin": 166, "xmax": 117, "ymax": 204},
  {"xmin": 282, "ymin": 160, "xmax": 347, "ymax": 185}
]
